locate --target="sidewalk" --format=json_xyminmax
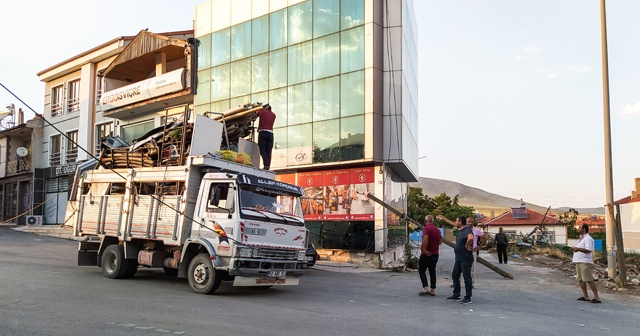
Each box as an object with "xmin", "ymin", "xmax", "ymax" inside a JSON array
[{"xmin": 9, "ymin": 224, "xmax": 79, "ymax": 240}]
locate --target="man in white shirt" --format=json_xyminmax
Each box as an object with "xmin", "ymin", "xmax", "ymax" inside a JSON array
[
  {"xmin": 467, "ymin": 217, "xmax": 486, "ymax": 285},
  {"xmin": 572, "ymin": 224, "xmax": 601, "ymax": 303}
]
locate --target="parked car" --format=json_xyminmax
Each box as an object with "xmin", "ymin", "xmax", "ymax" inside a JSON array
[{"xmin": 306, "ymin": 243, "xmax": 319, "ymax": 267}]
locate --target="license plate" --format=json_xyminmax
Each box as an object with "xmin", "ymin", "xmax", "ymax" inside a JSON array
[{"xmin": 267, "ymin": 270, "xmax": 286, "ymax": 278}]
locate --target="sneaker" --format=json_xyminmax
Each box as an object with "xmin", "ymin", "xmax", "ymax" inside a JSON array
[
  {"xmin": 446, "ymin": 295, "xmax": 461, "ymax": 301},
  {"xmin": 460, "ymin": 298, "xmax": 472, "ymax": 304}
]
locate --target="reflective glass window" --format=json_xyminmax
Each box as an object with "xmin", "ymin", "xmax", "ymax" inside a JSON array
[
  {"xmin": 211, "ymin": 100, "xmax": 230, "ymax": 113},
  {"xmin": 288, "ymin": 1, "xmax": 312, "ymax": 45},
  {"xmin": 288, "ymin": 41, "xmax": 312, "ymax": 85},
  {"xmin": 313, "ymin": 76, "xmax": 339, "ymax": 121},
  {"xmin": 198, "ymin": 34, "xmax": 211, "ymax": 70},
  {"xmin": 230, "ymin": 59, "xmax": 251, "ymax": 97},
  {"xmin": 269, "ymin": 48, "xmax": 288, "ymax": 89},
  {"xmin": 313, "ymin": 0, "xmax": 340, "ymax": 38},
  {"xmin": 274, "ymin": 126, "xmax": 287, "ymax": 149},
  {"xmin": 341, "ymin": 0, "xmax": 364, "ymax": 30},
  {"xmin": 252, "ymin": 15, "xmax": 269, "ymax": 55},
  {"xmin": 251, "ymin": 54, "xmax": 269, "ymax": 93},
  {"xmin": 340, "ymin": 70, "xmax": 364, "ymax": 117},
  {"xmin": 269, "ymin": 87, "xmax": 288, "ymax": 128},
  {"xmin": 288, "ymin": 123, "xmax": 313, "ymax": 148},
  {"xmin": 288, "ymin": 82, "xmax": 312, "ymax": 125},
  {"xmin": 231, "ymin": 21, "xmax": 251, "ymax": 61},
  {"xmin": 340, "ymin": 115, "xmax": 365, "ymax": 160},
  {"xmin": 312, "ymin": 118, "xmax": 340, "ymax": 163},
  {"xmin": 270, "ymin": 9, "xmax": 287, "ymax": 51},
  {"xmin": 195, "ymin": 69, "xmax": 211, "ymax": 105},
  {"xmin": 211, "ymin": 29, "xmax": 231, "ymax": 66},
  {"xmin": 252, "ymin": 91, "xmax": 269, "ymax": 106},
  {"xmin": 313, "ymin": 33, "xmax": 340, "ymax": 80},
  {"xmin": 341, "ymin": 27, "xmax": 364, "ymax": 73},
  {"xmin": 230, "ymin": 95, "xmax": 250, "ymax": 107},
  {"xmin": 211, "ymin": 64, "xmax": 230, "ymax": 101}
]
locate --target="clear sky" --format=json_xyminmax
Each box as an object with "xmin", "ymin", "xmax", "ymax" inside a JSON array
[{"xmin": 1, "ymin": 0, "xmax": 637, "ymax": 209}]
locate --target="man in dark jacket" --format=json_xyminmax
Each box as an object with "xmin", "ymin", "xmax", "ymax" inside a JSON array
[
  {"xmin": 438, "ymin": 215, "xmax": 474, "ymax": 304},
  {"xmin": 495, "ymin": 227, "xmax": 509, "ymax": 264}
]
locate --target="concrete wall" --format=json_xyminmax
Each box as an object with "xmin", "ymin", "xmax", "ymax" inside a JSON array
[{"xmin": 620, "ymin": 202, "xmax": 640, "ymax": 253}]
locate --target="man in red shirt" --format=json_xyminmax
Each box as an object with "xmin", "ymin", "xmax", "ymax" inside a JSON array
[
  {"xmin": 418, "ymin": 215, "xmax": 443, "ymax": 296},
  {"xmin": 256, "ymin": 105, "xmax": 276, "ymax": 170}
]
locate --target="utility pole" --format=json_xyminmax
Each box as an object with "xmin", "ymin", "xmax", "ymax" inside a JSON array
[{"xmin": 599, "ymin": 0, "xmax": 616, "ymax": 279}]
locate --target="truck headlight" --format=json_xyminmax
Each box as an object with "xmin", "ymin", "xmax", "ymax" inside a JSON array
[
  {"xmin": 297, "ymin": 250, "xmax": 306, "ymax": 260},
  {"xmin": 237, "ymin": 247, "xmax": 253, "ymax": 258}
]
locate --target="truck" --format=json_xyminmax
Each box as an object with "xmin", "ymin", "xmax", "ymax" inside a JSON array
[{"xmin": 65, "ymin": 113, "xmax": 309, "ymax": 294}]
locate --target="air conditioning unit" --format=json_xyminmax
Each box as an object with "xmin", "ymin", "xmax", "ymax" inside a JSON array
[{"xmin": 25, "ymin": 215, "xmax": 43, "ymax": 226}]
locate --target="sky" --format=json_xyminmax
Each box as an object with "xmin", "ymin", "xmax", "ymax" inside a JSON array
[{"xmin": 0, "ymin": 0, "xmax": 638, "ymax": 209}]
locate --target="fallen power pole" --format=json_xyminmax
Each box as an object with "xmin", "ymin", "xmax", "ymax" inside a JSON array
[{"xmin": 366, "ymin": 193, "xmax": 514, "ymax": 279}]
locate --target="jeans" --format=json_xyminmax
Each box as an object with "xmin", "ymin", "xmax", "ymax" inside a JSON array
[
  {"xmin": 452, "ymin": 259, "xmax": 473, "ymax": 299},
  {"xmin": 258, "ymin": 131, "xmax": 274, "ymax": 169},
  {"xmin": 497, "ymin": 244, "xmax": 508, "ymax": 263},
  {"xmin": 418, "ymin": 254, "xmax": 439, "ymax": 288}
]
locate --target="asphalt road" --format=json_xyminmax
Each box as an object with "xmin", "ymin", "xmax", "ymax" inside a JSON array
[{"xmin": 1, "ymin": 226, "xmax": 639, "ymax": 336}]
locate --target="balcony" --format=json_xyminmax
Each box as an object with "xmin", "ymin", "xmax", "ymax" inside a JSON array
[
  {"xmin": 67, "ymin": 98, "xmax": 80, "ymax": 113},
  {"xmin": 51, "ymin": 103, "xmax": 63, "ymax": 117},
  {"xmin": 66, "ymin": 148, "xmax": 78, "ymax": 163},
  {"xmin": 7, "ymin": 159, "xmax": 30, "ymax": 175},
  {"xmin": 50, "ymin": 152, "xmax": 61, "ymax": 166}
]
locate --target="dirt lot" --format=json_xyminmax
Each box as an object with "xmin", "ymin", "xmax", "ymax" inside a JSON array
[{"xmin": 509, "ymin": 250, "xmax": 640, "ymax": 297}]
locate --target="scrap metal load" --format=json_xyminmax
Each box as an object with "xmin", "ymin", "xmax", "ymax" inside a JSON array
[
  {"xmin": 96, "ymin": 102, "xmax": 268, "ymax": 169},
  {"xmin": 98, "ymin": 119, "xmax": 191, "ymax": 169},
  {"xmin": 206, "ymin": 102, "xmax": 268, "ymax": 148}
]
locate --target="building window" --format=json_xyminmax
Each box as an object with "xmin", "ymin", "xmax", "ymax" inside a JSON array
[
  {"xmin": 66, "ymin": 131, "xmax": 78, "ymax": 163},
  {"xmin": 51, "ymin": 85, "xmax": 64, "ymax": 117},
  {"xmin": 121, "ymin": 120, "xmax": 154, "ymax": 144},
  {"xmin": 95, "ymin": 122, "xmax": 113, "ymax": 155},
  {"xmin": 67, "ymin": 80, "xmax": 80, "ymax": 113},
  {"xmin": 50, "ymin": 134, "xmax": 61, "ymax": 166},
  {"xmin": 96, "ymin": 74, "xmax": 105, "ymax": 106}
]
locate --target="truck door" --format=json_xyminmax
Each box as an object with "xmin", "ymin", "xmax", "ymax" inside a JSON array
[{"xmin": 200, "ymin": 182, "xmax": 236, "ymax": 254}]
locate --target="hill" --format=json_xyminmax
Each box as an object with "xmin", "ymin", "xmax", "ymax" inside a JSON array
[{"xmin": 410, "ymin": 177, "xmax": 605, "ymax": 216}]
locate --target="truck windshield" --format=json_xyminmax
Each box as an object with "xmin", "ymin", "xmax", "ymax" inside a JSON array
[{"xmin": 238, "ymin": 184, "xmax": 303, "ymax": 225}]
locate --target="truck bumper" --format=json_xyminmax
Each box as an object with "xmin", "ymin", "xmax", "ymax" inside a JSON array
[{"xmin": 230, "ymin": 258, "xmax": 308, "ymax": 277}]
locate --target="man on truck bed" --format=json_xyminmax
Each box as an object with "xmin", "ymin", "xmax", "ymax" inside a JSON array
[{"xmin": 256, "ymin": 105, "xmax": 275, "ymax": 170}]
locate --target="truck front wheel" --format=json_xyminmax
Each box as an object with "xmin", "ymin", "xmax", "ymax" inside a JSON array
[
  {"xmin": 102, "ymin": 244, "xmax": 130, "ymax": 279},
  {"xmin": 188, "ymin": 254, "xmax": 222, "ymax": 294}
]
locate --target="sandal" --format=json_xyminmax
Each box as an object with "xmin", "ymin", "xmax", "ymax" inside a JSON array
[
  {"xmin": 577, "ymin": 297, "xmax": 588, "ymax": 301},
  {"xmin": 427, "ymin": 292, "xmax": 435, "ymax": 296},
  {"xmin": 589, "ymin": 299, "xmax": 601, "ymax": 304},
  {"xmin": 419, "ymin": 291, "xmax": 429, "ymax": 296}
]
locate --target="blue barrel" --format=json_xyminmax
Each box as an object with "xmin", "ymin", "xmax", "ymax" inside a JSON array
[
  {"xmin": 594, "ymin": 239, "xmax": 603, "ymax": 252},
  {"xmin": 410, "ymin": 230, "xmax": 422, "ymax": 242}
]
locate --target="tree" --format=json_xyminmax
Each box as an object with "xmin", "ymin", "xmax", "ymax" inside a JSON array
[
  {"xmin": 560, "ymin": 208, "xmax": 579, "ymax": 239},
  {"xmin": 407, "ymin": 187, "xmax": 474, "ymax": 229}
]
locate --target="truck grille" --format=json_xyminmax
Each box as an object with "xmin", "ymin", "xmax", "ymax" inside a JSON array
[{"xmin": 254, "ymin": 247, "xmax": 298, "ymax": 260}]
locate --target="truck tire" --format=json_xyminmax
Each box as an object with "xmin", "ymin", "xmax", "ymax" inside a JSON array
[
  {"xmin": 188, "ymin": 254, "xmax": 222, "ymax": 294},
  {"xmin": 101, "ymin": 245, "xmax": 130, "ymax": 279},
  {"xmin": 123, "ymin": 260, "xmax": 139, "ymax": 278}
]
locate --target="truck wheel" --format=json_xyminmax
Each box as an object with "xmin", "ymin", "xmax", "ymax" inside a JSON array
[
  {"xmin": 188, "ymin": 254, "xmax": 222, "ymax": 294},
  {"xmin": 101, "ymin": 244, "xmax": 129, "ymax": 279},
  {"xmin": 123, "ymin": 260, "xmax": 139, "ymax": 278}
]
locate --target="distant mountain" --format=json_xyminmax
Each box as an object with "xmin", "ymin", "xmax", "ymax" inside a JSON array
[{"xmin": 410, "ymin": 177, "xmax": 605, "ymax": 216}]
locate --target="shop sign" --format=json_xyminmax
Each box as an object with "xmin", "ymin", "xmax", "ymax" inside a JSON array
[
  {"xmin": 100, "ymin": 68, "xmax": 184, "ymax": 110},
  {"xmin": 298, "ymin": 166, "xmax": 377, "ymax": 222},
  {"xmin": 56, "ymin": 163, "xmax": 78, "ymax": 176}
]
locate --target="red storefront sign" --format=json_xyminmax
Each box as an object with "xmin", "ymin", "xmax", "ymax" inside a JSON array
[{"xmin": 297, "ymin": 166, "xmax": 377, "ymax": 222}]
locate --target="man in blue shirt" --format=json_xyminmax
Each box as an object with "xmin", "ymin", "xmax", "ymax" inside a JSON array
[{"xmin": 438, "ymin": 215, "xmax": 475, "ymax": 304}]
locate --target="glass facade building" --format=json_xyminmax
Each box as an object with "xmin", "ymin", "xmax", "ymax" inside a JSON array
[{"xmin": 195, "ymin": 0, "xmax": 418, "ymax": 254}]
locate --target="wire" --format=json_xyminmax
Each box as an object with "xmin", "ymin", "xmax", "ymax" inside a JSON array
[{"xmin": 0, "ymin": 82, "xmax": 248, "ymax": 244}]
